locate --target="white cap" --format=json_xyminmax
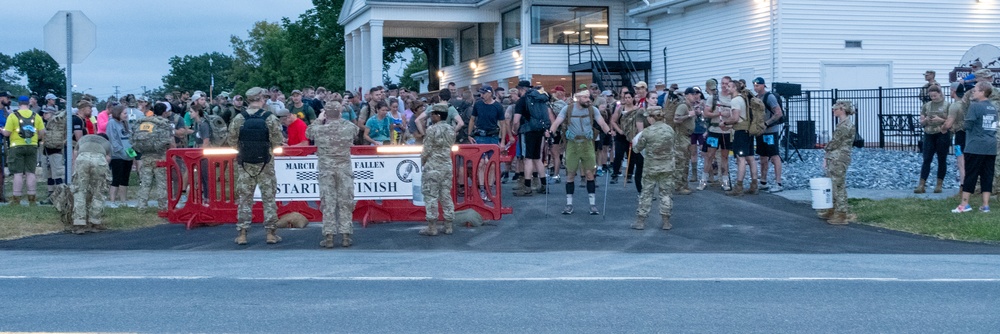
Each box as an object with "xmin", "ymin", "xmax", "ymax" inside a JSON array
[{"xmin": 45, "ymin": 93, "xmax": 57, "ymax": 100}]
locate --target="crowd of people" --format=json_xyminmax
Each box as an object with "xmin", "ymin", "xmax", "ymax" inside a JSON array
[{"xmin": 0, "ymin": 65, "xmax": 995, "ymax": 246}]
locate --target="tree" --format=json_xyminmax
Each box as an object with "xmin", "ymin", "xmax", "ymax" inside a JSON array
[
  {"xmin": 398, "ymin": 49, "xmax": 427, "ymax": 92},
  {"xmin": 13, "ymin": 49, "xmax": 66, "ymax": 96},
  {"xmin": 162, "ymin": 52, "xmax": 235, "ymax": 96},
  {"xmin": 384, "ymin": 38, "xmax": 440, "ymax": 91}
]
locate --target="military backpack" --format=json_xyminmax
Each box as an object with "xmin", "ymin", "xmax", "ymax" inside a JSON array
[
  {"xmin": 742, "ymin": 91, "xmax": 767, "ymax": 136},
  {"xmin": 237, "ymin": 110, "xmax": 273, "ymax": 165},
  {"xmin": 132, "ymin": 118, "xmax": 171, "ymax": 155},
  {"xmin": 44, "ymin": 111, "xmax": 68, "ymax": 149},
  {"xmin": 205, "ymin": 114, "xmax": 229, "ymax": 147}
]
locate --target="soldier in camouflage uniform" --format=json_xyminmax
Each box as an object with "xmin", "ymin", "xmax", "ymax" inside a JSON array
[
  {"xmin": 307, "ymin": 101, "xmax": 359, "ymax": 248},
  {"xmin": 665, "ymin": 88, "xmax": 697, "ymax": 195},
  {"xmin": 135, "ymin": 102, "xmax": 175, "ymax": 213},
  {"xmin": 632, "ymin": 105, "xmax": 676, "ymax": 230},
  {"xmin": 823, "ymin": 100, "xmax": 856, "ymax": 225},
  {"xmin": 72, "ymin": 134, "xmax": 112, "ymax": 234},
  {"xmin": 419, "ymin": 104, "xmax": 456, "ymax": 236},
  {"xmin": 229, "ymin": 87, "xmax": 286, "ymax": 245}
]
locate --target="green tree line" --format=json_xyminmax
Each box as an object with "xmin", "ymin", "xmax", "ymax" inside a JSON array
[{"xmin": 0, "ymin": 49, "xmax": 67, "ymax": 96}]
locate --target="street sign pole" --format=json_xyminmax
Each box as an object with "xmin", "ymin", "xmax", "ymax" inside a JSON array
[{"xmin": 65, "ymin": 12, "xmax": 73, "ymax": 183}]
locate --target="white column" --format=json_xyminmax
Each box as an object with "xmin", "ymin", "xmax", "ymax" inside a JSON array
[
  {"xmin": 344, "ymin": 32, "xmax": 354, "ymax": 91},
  {"xmin": 360, "ymin": 24, "xmax": 371, "ymax": 93},
  {"xmin": 352, "ymin": 30, "xmax": 362, "ymax": 93},
  {"xmin": 369, "ymin": 20, "xmax": 385, "ymax": 89}
]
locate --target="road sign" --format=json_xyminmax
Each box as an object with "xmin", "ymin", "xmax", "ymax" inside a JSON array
[{"xmin": 44, "ymin": 10, "xmax": 96, "ymax": 65}]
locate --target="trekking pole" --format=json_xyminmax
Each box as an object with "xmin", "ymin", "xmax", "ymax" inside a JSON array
[
  {"xmin": 624, "ymin": 147, "xmax": 632, "ymax": 189},
  {"xmin": 602, "ymin": 159, "xmax": 610, "ymax": 220}
]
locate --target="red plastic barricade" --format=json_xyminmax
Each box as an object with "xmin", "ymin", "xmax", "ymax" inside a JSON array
[{"xmin": 163, "ymin": 145, "xmax": 512, "ymax": 229}]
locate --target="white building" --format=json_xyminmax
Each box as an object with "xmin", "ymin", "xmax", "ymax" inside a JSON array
[{"xmin": 340, "ymin": 0, "xmax": 1000, "ymax": 94}]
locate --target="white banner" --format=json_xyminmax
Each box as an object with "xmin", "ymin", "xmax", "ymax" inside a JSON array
[{"xmin": 253, "ymin": 154, "xmax": 422, "ymax": 201}]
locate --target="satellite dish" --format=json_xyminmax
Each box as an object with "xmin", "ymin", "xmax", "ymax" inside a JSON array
[{"xmin": 959, "ymin": 44, "xmax": 1000, "ymax": 68}]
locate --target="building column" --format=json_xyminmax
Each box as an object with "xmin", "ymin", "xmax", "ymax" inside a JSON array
[
  {"xmin": 344, "ymin": 32, "xmax": 354, "ymax": 91},
  {"xmin": 360, "ymin": 24, "xmax": 371, "ymax": 94},
  {"xmin": 369, "ymin": 20, "xmax": 385, "ymax": 89},
  {"xmin": 352, "ymin": 30, "xmax": 362, "ymax": 94}
]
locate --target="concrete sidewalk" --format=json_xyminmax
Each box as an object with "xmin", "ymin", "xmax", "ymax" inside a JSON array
[{"xmin": 774, "ymin": 188, "xmax": 956, "ymax": 203}]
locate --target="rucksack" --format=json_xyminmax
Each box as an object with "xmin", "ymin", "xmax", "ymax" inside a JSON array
[
  {"xmin": 44, "ymin": 111, "xmax": 68, "ymax": 149},
  {"xmin": 561, "ymin": 104, "xmax": 599, "ymax": 140},
  {"xmin": 205, "ymin": 114, "xmax": 229, "ymax": 147},
  {"xmin": 620, "ymin": 108, "xmax": 642, "ymax": 140},
  {"xmin": 13, "ymin": 110, "xmax": 38, "ymax": 145},
  {"xmin": 132, "ymin": 117, "xmax": 171, "ymax": 154},
  {"xmin": 522, "ymin": 89, "xmax": 551, "ymax": 133},
  {"xmin": 237, "ymin": 110, "xmax": 273, "ymax": 164},
  {"xmin": 743, "ymin": 91, "xmax": 767, "ymax": 136}
]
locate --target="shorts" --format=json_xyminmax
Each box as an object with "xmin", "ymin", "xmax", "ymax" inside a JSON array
[
  {"xmin": 475, "ymin": 136, "xmax": 499, "ymax": 159},
  {"xmin": 110, "ymin": 159, "xmax": 134, "ymax": 187},
  {"xmin": 962, "ymin": 153, "xmax": 996, "ymax": 193},
  {"xmin": 565, "ymin": 140, "xmax": 597, "ymax": 173},
  {"xmin": 732, "ymin": 130, "xmax": 754, "ymax": 157},
  {"xmin": 754, "ymin": 132, "xmax": 780, "ymax": 157},
  {"xmin": 705, "ymin": 132, "xmax": 732, "ymax": 151},
  {"xmin": 690, "ymin": 133, "xmax": 706, "ymax": 147},
  {"xmin": 954, "ymin": 131, "xmax": 966, "ymax": 154},
  {"xmin": 550, "ymin": 132, "xmax": 563, "ymax": 145},
  {"xmin": 8, "ymin": 145, "xmax": 39, "ymax": 174},
  {"xmin": 521, "ymin": 131, "xmax": 545, "ymax": 160},
  {"xmin": 45, "ymin": 152, "xmax": 66, "ymax": 180}
]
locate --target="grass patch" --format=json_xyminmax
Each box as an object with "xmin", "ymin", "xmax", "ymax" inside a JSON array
[
  {"xmin": 851, "ymin": 197, "xmax": 1000, "ymax": 242},
  {"xmin": 0, "ymin": 205, "xmax": 166, "ymax": 241}
]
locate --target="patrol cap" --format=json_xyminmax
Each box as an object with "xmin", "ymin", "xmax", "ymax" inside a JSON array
[
  {"xmin": 644, "ymin": 105, "xmax": 663, "ymax": 117},
  {"xmin": 833, "ymin": 99, "xmax": 855, "ymax": 115},
  {"xmin": 705, "ymin": 79, "xmax": 718, "ymax": 89},
  {"xmin": 430, "ymin": 103, "xmax": 450, "ymax": 118},
  {"xmin": 45, "ymin": 93, "xmax": 57, "ymax": 100},
  {"xmin": 246, "ymin": 87, "xmax": 266, "ymax": 97},
  {"xmin": 291, "ymin": 89, "xmax": 302, "ymax": 96},
  {"xmin": 974, "ymin": 68, "xmax": 992, "ymax": 80}
]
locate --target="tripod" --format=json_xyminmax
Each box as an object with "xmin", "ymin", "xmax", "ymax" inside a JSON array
[{"xmin": 780, "ymin": 95, "xmax": 802, "ymax": 163}]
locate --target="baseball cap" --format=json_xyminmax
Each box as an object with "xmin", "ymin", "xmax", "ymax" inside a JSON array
[
  {"xmin": 45, "ymin": 93, "xmax": 57, "ymax": 100},
  {"xmin": 752, "ymin": 77, "xmax": 766, "ymax": 86},
  {"xmin": 479, "ymin": 85, "xmax": 494, "ymax": 93},
  {"xmin": 191, "ymin": 92, "xmax": 204, "ymax": 101},
  {"xmin": 0, "ymin": 91, "xmax": 11, "ymax": 98},
  {"xmin": 971, "ymin": 61, "xmax": 983, "ymax": 68},
  {"xmin": 601, "ymin": 90, "xmax": 613, "ymax": 97},
  {"xmin": 924, "ymin": 70, "xmax": 935, "ymax": 75},
  {"xmin": 517, "ymin": 80, "xmax": 532, "ymax": 88},
  {"xmin": 634, "ymin": 81, "xmax": 648, "ymax": 89},
  {"xmin": 291, "ymin": 89, "xmax": 302, "ymax": 96},
  {"xmin": 684, "ymin": 87, "xmax": 700, "ymax": 95},
  {"xmin": 387, "ymin": 84, "xmax": 399, "ymax": 90},
  {"xmin": 669, "ymin": 83, "xmax": 679, "ymax": 90},
  {"xmin": 705, "ymin": 79, "xmax": 718, "ymax": 89},
  {"xmin": 18, "ymin": 96, "xmax": 29, "ymax": 103},
  {"xmin": 654, "ymin": 79, "xmax": 665, "ymax": 87},
  {"xmin": 579, "ymin": 84, "xmax": 589, "ymax": 90},
  {"xmin": 552, "ymin": 85, "xmax": 565, "ymax": 92},
  {"xmin": 246, "ymin": 87, "xmax": 266, "ymax": 97}
]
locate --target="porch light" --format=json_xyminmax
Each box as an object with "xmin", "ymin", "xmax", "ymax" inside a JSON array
[
  {"xmin": 563, "ymin": 30, "xmax": 576, "ymax": 34},
  {"xmin": 470, "ymin": 61, "xmax": 478, "ymax": 70},
  {"xmin": 437, "ymin": 70, "xmax": 445, "ymax": 78},
  {"xmin": 512, "ymin": 50, "xmax": 521, "ymax": 59}
]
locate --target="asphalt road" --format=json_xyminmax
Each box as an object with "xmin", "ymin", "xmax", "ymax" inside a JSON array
[{"xmin": 2, "ymin": 174, "xmax": 999, "ymax": 333}]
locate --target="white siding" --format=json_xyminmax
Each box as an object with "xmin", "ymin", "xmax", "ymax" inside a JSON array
[
  {"xmin": 644, "ymin": 0, "xmax": 774, "ymax": 89},
  {"xmin": 439, "ymin": 47, "xmax": 524, "ymax": 88},
  {"xmin": 780, "ymin": 0, "xmax": 1000, "ymax": 90}
]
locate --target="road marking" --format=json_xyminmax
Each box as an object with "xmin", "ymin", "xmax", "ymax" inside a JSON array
[{"xmin": 1, "ymin": 276, "xmax": 1000, "ymax": 282}]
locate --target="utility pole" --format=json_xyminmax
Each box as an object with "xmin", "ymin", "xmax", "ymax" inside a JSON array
[{"xmin": 113, "ymin": 85, "xmax": 120, "ymax": 100}]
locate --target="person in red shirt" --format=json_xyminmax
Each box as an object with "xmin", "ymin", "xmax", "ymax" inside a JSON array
[{"xmin": 278, "ymin": 107, "xmax": 308, "ymax": 146}]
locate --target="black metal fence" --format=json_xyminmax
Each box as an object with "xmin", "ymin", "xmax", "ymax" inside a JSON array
[{"xmin": 783, "ymin": 86, "xmax": 953, "ymax": 151}]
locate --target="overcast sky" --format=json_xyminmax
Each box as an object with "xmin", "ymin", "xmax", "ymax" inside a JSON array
[{"xmin": 2, "ymin": 0, "xmax": 315, "ymax": 99}]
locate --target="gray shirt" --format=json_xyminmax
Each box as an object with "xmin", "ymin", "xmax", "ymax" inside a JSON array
[
  {"xmin": 558, "ymin": 104, "xmax": 595, "ymax": 140},
  {"xmin": 964, "ymin": 100, "xmax": 998, "ymax": 155},
  {"xmin": 762, "ymin": 91, "xmax": 783, "ymax": 133},
  {"xmin": 106, "ymin": 118, "xmax": 133, "ymax": 160}
]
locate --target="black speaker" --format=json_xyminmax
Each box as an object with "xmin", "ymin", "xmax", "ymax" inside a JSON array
[
  {"xmin": 796, "ymin": 121, "xmax": 815, "ymax": 149},
  {"xmin": 773, "ymin": 82, "xmax": 802, "ymax": 97}
]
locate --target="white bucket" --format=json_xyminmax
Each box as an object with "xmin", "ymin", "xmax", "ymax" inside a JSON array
[
  {"xmin": 411, "ymin": 174, "xmax": 425, "ymax": 207},
  {"xmin": 810, "ymin": 177, "xmax": 833, "ymax": 209}
]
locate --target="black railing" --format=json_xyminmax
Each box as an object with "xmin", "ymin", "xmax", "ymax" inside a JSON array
[
  {"xmin": 617, "ymin": 28, "xmax": 650, "ymax": 91},
  {"xmin": 784, "ymin": 86, "xmax": 955, "ymax": 151}
]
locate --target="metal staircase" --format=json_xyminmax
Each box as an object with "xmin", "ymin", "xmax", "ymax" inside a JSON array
[{"xmin": 567, "ymin": 28, "xmax": 651, "ymax": 95}]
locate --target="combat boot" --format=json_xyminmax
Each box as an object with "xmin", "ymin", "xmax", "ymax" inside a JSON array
[
  {"xmin": 914, "ymin": 179, "xmax": 926, "ymax": 194},
  {"xmin": 827, "ymin": 212, "xmax": 848, "ymax": 225},
  {"xmin": 817, "ymin": 209, "xmax": 834, "ymax": 220},
  {"xmin": 513, "ymin": 186, "xmax": 534, "ymax": 197},
  {"xmin": 726, "ymin": 180, "xmax": 744, "ymax": 196},
  {"xmin": 746, "ymin": 179, "xmax": 759, "ymax": 195},
  {"xmin": 265, "ymin": 228, "xmax": 282, "ymax": 244},
  {"xmin": 235, "ymin": 228, "xmax": 248, "ymax": 245},
  {"xmin": 9, "ymin": 196, "xmax": 20, "ymax": 207},
  {"xmin": 71, "ymin": 224, "xmax": 87, "ymax": 235},
  {"xmin": 320, "ymin": 233, "xmax": 335, "ymax": 248},
  {"xmin": 661, "ymin": 214, "xmax": 672, "ymax": 230},
  {"xmin": 341, "ymin": 233, "xmax": 352, "ymax": 247},
  {"xmin": 443, "ymin": 220, "xmax": 454, "ymax": 235},
  {"xmin": 934, "ymin": 179, "xmax": 943, "ymax": 193},
  {"xmin": 631, "ymin": 216, "xmax": 646, "ymax": 230},
  {"xmin": 689, "ymin": 163, "xmax": 698, "ymax": 182},
  {"xmin": 419, "ymin": 221, "xmax": 438, "ymax": 236},
  {"xmin": 27, "ymin": 195, "xmax": 36, "ymax": 206},
  {"xmin": 536, "ymin": 184, "xmax": 548, "ymax": 194},
  {"xmin": 676, "ymin": 186, "xmax": 692, "ymax": 195}
]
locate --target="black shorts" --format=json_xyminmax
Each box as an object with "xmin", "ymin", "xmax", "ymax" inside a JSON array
[
  {"xmin": 954, "ymin": 131, "xmax": 966, "ymax": 154},
  {"xmin": 754, "ymin": 132, "xmax": 780, "ymax": 157},
  {"xmin": 706, "ymin": 132, "xmax": 731, "ymax": 151},
  {"xmin": 962, "ymin": 153, "xmax": 996, "ymax": 193},
  {"xmin": 732, "ymin": 130, "xmax": 754, "ymax": 157},
  {"xmin": 691, "ymin": 133, "xmax": 706, "ymax": 146},
  {"xmin": 521, "ymin": 131, "xmax": 545, "ymax": 160},
  {"xmin": 110, "ymin": 159, "xmax": 134, "ymax": 187}
]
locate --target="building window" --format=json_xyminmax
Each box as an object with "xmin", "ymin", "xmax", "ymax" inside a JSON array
[
  {"xmin": 531, "ymin": 5, "xmax": 608, "ymax": 45},
  {"xmin": 502, "ymin": 8, "xmax": 521, "ymax": 49},
  {"xmin": 479, "ymin": 23, "xmax": 496, "ymax": 57},
  {"xmin": 441, "ymin": 39, "xmax": 455, "ymax": 67},
  {"xmin": 461, "ymin": 26, "xmax": 477, "ymax": 62}
]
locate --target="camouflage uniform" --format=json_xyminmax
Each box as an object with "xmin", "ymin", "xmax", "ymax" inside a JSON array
[
  {"xmin": 228, "ymin": 107, "xmax": 285, "ymax": 231},
  {"xmin": 135, "ymin": 116, "xmax": 173, "ymax": 212},
  {"xmin": 825, "ymin": 117, "xmax": 855, "ymax": 216},
  {"xmin": 633, "ymin": 115, "xmax": 675, "ymax": 230},
  {"xmin": 421, "ymin": 105, "xmax": 456, "ymax": 235},
  {"xmin": 307, "ymin": 118, "xmax": 359, "ymax": 238},
  {"xmin": 665, "ymin": 100, "xmax": 694, "ymax": 192},
  {"xmin": 72, "ymin": 135, "xmax": 112, "ymax": 227}
]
